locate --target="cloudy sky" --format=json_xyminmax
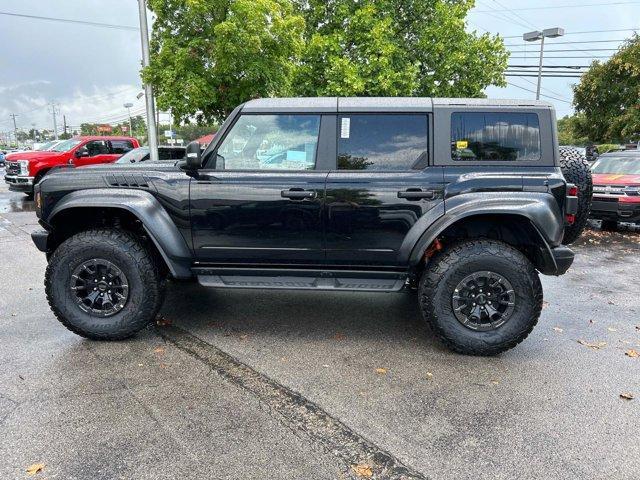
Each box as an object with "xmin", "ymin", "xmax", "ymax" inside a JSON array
[{"xmin": 0, "ymin": 0, "xmax": 638, "ymax": 138}]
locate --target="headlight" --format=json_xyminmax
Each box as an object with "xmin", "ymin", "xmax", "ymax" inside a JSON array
[{"xmin": 18, "ymin": 160, "xmax": 30, "ymax": 176}]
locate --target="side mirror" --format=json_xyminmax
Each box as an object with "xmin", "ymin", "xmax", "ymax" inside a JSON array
[{"xmin": 185, "ymin": 141, "xmax": 202, "ymax": 169}]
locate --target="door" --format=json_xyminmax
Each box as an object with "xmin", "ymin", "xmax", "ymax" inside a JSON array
[
  {"xmin": 190, "ymin": 113, "xmax": 328, "ymax": 265},
  {"xmin": 73, "ymin": 140, "xmax": 114, "ymax": 166},
  {"xmin": 325, "ymin": 113, "xmax": 444, "ymax": 267}
]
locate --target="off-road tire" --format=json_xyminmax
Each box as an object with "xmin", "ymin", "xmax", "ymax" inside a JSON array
[
  {"xmin": 559, "ymin": 147, "xmax": 593, "ymax": 245},
  {"xmin": 45, "ymin": 229, "xmax": 165, "ymax": 340},
  {"xmin": 419, "ymin": 240, "xmax": 543, "ymax": 356}
]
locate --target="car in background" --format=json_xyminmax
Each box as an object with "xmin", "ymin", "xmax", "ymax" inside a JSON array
[
  {"xmin": 4, "ymin": 136, "xmax": 140, "ymax": 196},
  {"xmin": 590, "ymin": 151, "xmax": 640, "ymax": 228},
  {"xmin": 115, "ymin": 146, "xmax": 185, "ymax": 164},
  {"xmin": 0, "ymin": 150, "xmax": 6, "ymax": 167}
]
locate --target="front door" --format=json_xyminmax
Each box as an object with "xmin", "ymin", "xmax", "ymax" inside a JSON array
[
  {"xmin": 190, "ymin": 113, "xmax": 328, "ymax": 265},
  {"xmin": 325, "ymin": 113, "xmax": 445, "ymax": 267},
  {"xmin": 73, "ymin": 140, "xmax": 114, "ymax": 166}
]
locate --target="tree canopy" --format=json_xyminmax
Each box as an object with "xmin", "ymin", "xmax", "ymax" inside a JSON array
[
  {"xmin": 573, "ymin": 35, "xmax": 640, "ymax": 143},
  {"xmin": 143, "ymin": 0, "xmax": 508, "ymax": 123}
]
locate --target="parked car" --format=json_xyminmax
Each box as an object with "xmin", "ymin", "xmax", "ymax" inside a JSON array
[
  {"xmin": 4, "ymin": 136, "xmax": 139, "ymax": 196},
  {"xmin": 31, "ymin": 97, "xmax": 581, "ymax": 356},
  {"xmin": 0, "ymin": 150, "xmax": 6, "ymax": 167},
  {"xmin": 114, "ymin": 146, "xmax": 186, "ymax": 164},
  {"xmin": 590, "ymin": 151, "xmax": 640, "ymax": 228}
]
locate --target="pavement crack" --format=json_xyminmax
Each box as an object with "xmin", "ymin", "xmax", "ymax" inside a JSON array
[{"xmin": 157, "ymin": 324, "xmax": 428, "ymax": 480}]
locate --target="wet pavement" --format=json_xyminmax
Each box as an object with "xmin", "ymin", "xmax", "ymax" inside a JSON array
[{"xmin": 1, "ymin": 181, "xmax": 639, "ymax": 479}]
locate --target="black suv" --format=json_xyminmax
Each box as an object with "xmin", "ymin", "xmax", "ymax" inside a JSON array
[{"xmin": 32, "ymin": 98, "xmax": 579, "ymax": 355}]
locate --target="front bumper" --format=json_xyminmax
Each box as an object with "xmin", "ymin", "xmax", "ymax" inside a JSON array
[
  {"xmin": 590, "ymin": 197, "xmax": 640, "ymax": 223},
  {"xmin": 4, "ymin": 174, "xmax": 34, "ymax": 192}
]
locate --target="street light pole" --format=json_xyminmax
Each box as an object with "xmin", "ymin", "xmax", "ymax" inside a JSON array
[
  {"xmin": 124, "ymin": 103, "xmax": 133, "ymax": 135},
  {"xmin": 137, "ymin": 0, "xmax": 159, "ymax": 162},
  {"xmin": 9, "ymin": 113, "xmax": 19, "ymax": 148},
  {"xmin": 523, "ymin": 28, "xmax": 565, "ymax": 101}
]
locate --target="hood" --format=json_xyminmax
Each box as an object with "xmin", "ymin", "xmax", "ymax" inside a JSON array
[
  {"xmin": 5, "ymin": 151, "xmax": 61, "ymax": 162},
  {"xmin": 592, "ymin": 173, "xmax": 640, "ymax": 186}
]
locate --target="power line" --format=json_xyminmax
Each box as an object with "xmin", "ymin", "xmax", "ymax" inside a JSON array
[
  {"xmin": 504, "ymin": 38, "xmax": 627, "ymax": 46},
  {"xmin": 0, "ymin": 11, "xmax": 138, "ymax": 31},
  {"xmin": 509, "ymin": 48, "xmax": 618, "ymax": 53},
  {"xmin": 502, "ymin": 28, "xmax": 637, "ymax": 39},
  {"xmin": 506, "ymin": 82, "xmax": 573, "ymax": 104},
  {"xmin": 476, "ymin": 1, "xmax": 640, "ymax": 12}
]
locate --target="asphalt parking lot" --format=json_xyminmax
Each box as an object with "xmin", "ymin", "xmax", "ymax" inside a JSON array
[{"xmin": 1, "ymin": 175, "xmax": 639, "ymax": 479}]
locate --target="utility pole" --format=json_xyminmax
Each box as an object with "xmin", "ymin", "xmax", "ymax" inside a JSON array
[
  {"xmin": 9, "ymin": 113, "xmax": 19, "ymax": 148},
  {"xmin": 49, "ymin": 102, "xmax": 59, "ymax": 140},
  {"xmin": 31, "ymin": 123, "xmax": 36, "ymax": 142},
  {"xmin": 137, "ymin": 0, "xmax": 159, "ymax": 162},
  {"xmin": 63, "ymin": 115, "xmax": 67, "ymax": 137}
]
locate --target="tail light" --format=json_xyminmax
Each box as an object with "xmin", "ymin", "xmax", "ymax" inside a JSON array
[
  {"xmin": 568, "ymin": 185, "xmax": 578, "ymax": 197},
  {"xmin": 565, "ymin": 214, "xmax": 576, "ymax": 225},
  {"xmin": 565, "ymin": 184, "xmax": 578, "ymax": 225}
]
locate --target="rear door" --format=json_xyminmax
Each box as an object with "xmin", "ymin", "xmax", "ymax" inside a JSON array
[
  {"xmin": 325, "ymin": 112, "xmax": 445, "ymax": 267},
  {"xmin": 190, "ymin": 113, "xmax": 333, "ymax": 265},
  {"xmin": 73, "ymin": 140, "xmax": 112, "ymax": 166},
  {"xmin": 108, "ymin": 139, "xmax": 135, "ymax": 162}
]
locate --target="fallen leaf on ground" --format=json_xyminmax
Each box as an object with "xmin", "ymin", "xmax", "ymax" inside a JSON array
[
  {"xmin": 153, "ymin": 347, "xmax": 165, "ymax": 354},
  {"xmin": 620, "ymin": 393, "xmax": 634, "ymax": 401},
  {"xmin": 577, "ymin": 340, "xmax": 607, "ymax": 350},
  {"xmin": 625, "ymin": 349, "xmax": 639, "ymax": 358},
  {"xmin": 239, "ymin": 334, "xmax": 248, "ymax": 340},
  {"xmin": 490, "ymin": 380, "xmax": 500, "ymax": 385},
  {"xmin": 607, "ymin": 327, "xmax": 617, "ymax": 332},
  {"xmin": 26, "ymin": 463, "xmax": 44, "ymax": 475},
  {"xmin": 375, "ymin": 368, "xmax": 388, "ymax": 375},
  {"xmin": 426, "ymin": 372, "xmax": 433, "ymax": 379},
  {"xmin": 333, "ymin": 332, "xmax": 346, "ymax": 341},
  {"xmin": 352, "ymin": 463, "xmax": 373, "ymax": 477},
  {"xmin": 553, "ymin": 327, "xmax": 563, "ymax": 333},
  {"xmin": 156, "ymin": 316, "xmax": 172, "ymax": 326}
]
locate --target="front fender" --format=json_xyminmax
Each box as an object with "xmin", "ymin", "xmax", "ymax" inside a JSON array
[
  {"xmin": 407, "ymin": 192, "xmax": 564, "ymax": 266},
  {"xmin": 48, "ymin": 188, "xmax": 192, "ymax": 278}
]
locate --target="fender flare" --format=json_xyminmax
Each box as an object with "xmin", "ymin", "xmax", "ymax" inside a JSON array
[
  {"xmin": 405, "ymin": 193, "xmax": 564, "ymax": 273},
  {"xmin": 48, "ymin": 188, "xmax": 193, "ymax": 279}
]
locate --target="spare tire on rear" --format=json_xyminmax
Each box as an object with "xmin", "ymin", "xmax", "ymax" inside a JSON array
[{"xmin": 559, "ymin": 147, "xmax": 593, "ymax": 245}]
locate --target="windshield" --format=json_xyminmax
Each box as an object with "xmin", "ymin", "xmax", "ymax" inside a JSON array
[
  {"xmin": 116, "ymin": 147, "xmax": 150, "ymax": 164},
  {"xmin": 35, "ymin": 141, "xmax": 54, "ymax": 151},
  {"xmin": 51, "ymin": 139, "xmax": 82, "ymax": 152},
  {"xmin": 591, "ymin": 156, "xmax": 640, "ymax": 175}
]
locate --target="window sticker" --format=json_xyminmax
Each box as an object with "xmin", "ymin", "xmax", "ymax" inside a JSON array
[
  {"xmin": 456, "ymin": 140, "xmax": 468, "ymax": 149},
  {"xmin": 340, "ymin": 117, "xmax": 351, "ymax": 139}
]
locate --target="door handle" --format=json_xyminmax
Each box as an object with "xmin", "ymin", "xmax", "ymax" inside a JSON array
[
  {"xmin": 281, "ymin": 189, "xmax": 317, "ymax": 200},
  {"xmin": 397, "ymin": 189, "xmax": 435, "ymax": 200}
]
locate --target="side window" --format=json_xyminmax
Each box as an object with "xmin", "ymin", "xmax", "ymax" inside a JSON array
[
  {"xmin": 84, "ymin": 140, "xmax": 110, "ymax": 156},
  {"xmin": 110, "ymin": 140, "xmax": 134, "ymax": 154},
  {"xmin": 216, "ymin": 114, "xmax": 320, "ymax": 170},
  {"xmin": 451, "ymin": 112, "xmax": 541, "ymax": 162},
  {"xmin": 337, "ymin": 114, "xmax": 428, "ymax": 171}
]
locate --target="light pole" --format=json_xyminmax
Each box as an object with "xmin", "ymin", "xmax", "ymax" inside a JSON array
[
  {"xmin": 123, "ymin": 102, "xmax": 133, "ymax": 135},
  {"xmin": 137, "ymin": 0, "xmax": 159, "ymax": 162},
  {"xmin": 523, "ymin": 28, "xmax": 565, "ymax": 100}
]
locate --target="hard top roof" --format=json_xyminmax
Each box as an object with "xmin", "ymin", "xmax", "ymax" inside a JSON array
[{"xmin": 241, "ymin": 97, "xmax": 552, "ymax": 113}]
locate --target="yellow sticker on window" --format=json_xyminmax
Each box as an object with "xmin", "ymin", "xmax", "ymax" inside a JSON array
[{"xmin": 456, "ymin": 140, "xmax": 468, "ymax": 149}]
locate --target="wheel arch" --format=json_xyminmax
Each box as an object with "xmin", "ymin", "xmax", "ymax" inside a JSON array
[{"xmin": 46, "ymin": 189, "xmax": 192, "ymax": 279}]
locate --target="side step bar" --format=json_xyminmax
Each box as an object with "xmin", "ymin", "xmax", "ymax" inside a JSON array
[{"xmin": 194, "ymin": 268, "xmax": 407, "ymax": 292}]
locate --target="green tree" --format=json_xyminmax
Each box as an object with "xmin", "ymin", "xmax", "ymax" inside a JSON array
[
  {"xmin": 296, "ymin": 0, "xmax": 508, "ymax": 98},
  {"xmin": 143, "ymin": 0, "xmax": 508, "ymax": 122},
  {"xmin": 557, "ymin": 114, "xmax": 589, "ymax": 146},
  {"xmin": 573, "ymin": 35, "xmax": 640, "ymax": 143},
  {"xmin": 143, "ymin": 0, "xmax": 305, "ymax": 122},
  {"xmin": 174, "ymin": 122, "xmax": 219, "ymax": 142}
]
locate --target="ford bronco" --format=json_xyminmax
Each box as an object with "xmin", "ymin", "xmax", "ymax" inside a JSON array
[{"xmin": 31, "ymin": 98, "xmax": 581, "ymax": 355}]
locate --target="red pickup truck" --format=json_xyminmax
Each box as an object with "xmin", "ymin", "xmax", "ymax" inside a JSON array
[{"xmin": 4, "ymin": 136, "xmax": 140, "ymax": 196}]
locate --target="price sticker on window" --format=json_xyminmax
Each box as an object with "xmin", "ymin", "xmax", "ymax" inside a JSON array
[
  {"xmin": 456, "ymin": 140, "xmax": 468, "ymax": 149},
  {"xmin": 340, "ymin": 118, "xmax": 351, "ymax": 139}
]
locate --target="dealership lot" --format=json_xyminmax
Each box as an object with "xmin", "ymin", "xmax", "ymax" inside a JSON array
[{"xmin": 1, "ymin": 178, "xmax": 639, "ymax": 479}]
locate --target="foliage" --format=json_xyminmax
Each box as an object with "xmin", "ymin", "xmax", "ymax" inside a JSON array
[
  {"xmin": 573, "ymin": 35, "xmax": 640, "ymax": 143},
  {"xmin": 557, "ymin": 115, "xmax": 589, "ymax": 146},
  {"xmin": 174, "ymin": 122, "xmax": 219, "ymax": 142},
  {"xmin": 597, "ymin": 144, "xmax": 623, "ymax": 154},
  {"xmin": 143, "ymin": 0, "xmax": 508, "ymax": 122},
  {"xmin": 296, "ymin": 0, "xmax": 508, "ymax": 98},
  {"xmin": 143, "ymin": 0, "xmax": 305, "ymax": 122}
]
